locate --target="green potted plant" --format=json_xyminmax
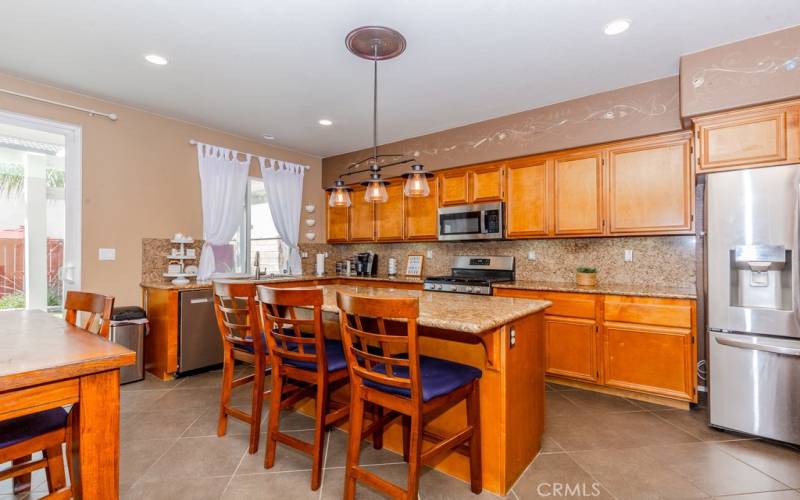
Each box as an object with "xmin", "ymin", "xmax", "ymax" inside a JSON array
[{"xmin": 576, "ymin": 266, "xmax": 597, "ymax": 287}]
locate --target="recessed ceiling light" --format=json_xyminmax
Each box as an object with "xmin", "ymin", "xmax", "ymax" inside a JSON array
[
  {"xmin": 603, "ymin": 18, "xmax": 631, "ymax": 36},
  {"xmin": 144, "ymin": 54, "xmax": 168, "ymax": 65},
  {"xmin": 262, "ymin": 134, "xmax": 275, "ymax": 140},
  {"xmin": 318, "ymin": 119, "xmax": 333, "ymax": 126}
]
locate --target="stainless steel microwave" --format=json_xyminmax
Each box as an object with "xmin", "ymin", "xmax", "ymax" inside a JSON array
[{"xmin": 438, "ymin": 202, "xmax": 504, "ymax": 241}]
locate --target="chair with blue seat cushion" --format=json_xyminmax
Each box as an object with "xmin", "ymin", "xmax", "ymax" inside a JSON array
[
  {"xmin": 256, "ymin": 285, "xmax": 385, "ymax": 491},
  {"xmin": 213, "ymin": 280, "xmax": 271, "ymax": 455},
  {"xmin": 336, "ymin": 291, "xmax": 483, "ymax": 500}
]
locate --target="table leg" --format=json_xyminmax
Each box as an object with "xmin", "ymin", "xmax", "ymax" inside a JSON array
[{"xmin": 70, "ymin": 369, "xmax": 120, "ymax": 500}]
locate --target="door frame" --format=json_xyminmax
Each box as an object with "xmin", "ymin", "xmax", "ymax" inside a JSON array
[{"xmin": 0, "ymin": 108, "xmax": 83, "ymax": 302}]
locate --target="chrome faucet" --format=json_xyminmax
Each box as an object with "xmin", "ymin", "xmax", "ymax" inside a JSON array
[{"xmin": 253, "ymin": 251, "xmax": 262, "ymax": 280}]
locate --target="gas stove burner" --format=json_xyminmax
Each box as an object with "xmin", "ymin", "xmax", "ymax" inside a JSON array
[{"xmin": 423, "ymin": 256, "xmax": 515, "ymax": 295}]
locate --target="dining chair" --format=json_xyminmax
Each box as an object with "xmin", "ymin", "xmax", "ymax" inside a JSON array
[
  {"xmin": 2, "ymin": 290, "xmax": 114, "ymax": 498},
  {"xmin": 336, "ymin": 291, "xmax": 483, "ymax": 500},
  {"xmin": 212, "ymin": 280, "xmax": 270, "ymax": 454}
]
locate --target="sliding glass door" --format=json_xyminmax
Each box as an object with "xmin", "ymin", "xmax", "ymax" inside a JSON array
[{"xmin": 0, "ymin": 110, "xmax": 81, "ymax": 311}]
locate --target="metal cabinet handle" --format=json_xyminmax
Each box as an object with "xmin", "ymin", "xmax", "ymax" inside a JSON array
[
  {"xmin": 190, "ymin": 298, "xmax": 210, "ymax": 304},
  {"xmin": 715, "ymin": 335, "xmax": 800, "ymax": 357}
]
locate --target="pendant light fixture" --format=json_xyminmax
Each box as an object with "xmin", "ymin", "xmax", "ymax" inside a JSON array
[{"xmin": 324, "ymin": 26, "xmax": 432, "ymax": 204}]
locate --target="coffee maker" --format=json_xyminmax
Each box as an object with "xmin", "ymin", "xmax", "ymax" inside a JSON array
[{"xmin": 354, "ymin": 252, "xmax": 377, "ymax": 276}]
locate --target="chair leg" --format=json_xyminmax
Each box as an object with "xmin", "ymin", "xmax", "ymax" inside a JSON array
[
  {"xmin": 217, "ymin": 350, "xmax": 235, "ymax": 437},
  {"xmin": 406, "ymin": 413, "xmax": 424, "ymax": 500},
  {"xmin": 343, "ymin": 387, "xmax": 366, "ymax": 500},
  {"xmin": 248, "ymin": 357, "xmax": 266, "ymax": 454},
  {"xmin": 466, "ymin": 381, "xmax": 482, "ymax": 494},
  {"xmin": 310, "ymin": 377, "xmax": 328, "ymax": 490},
  {"xmin": 12, "ymin": 456, "xmax": 32, "ymax": 494},
  {"xmin": 264, "ymin": 371, "xmax": 284, "ymax": 469},
  {"xmin": 401, "ymin": 414, "xmax": 411, "ymax": 462},
  {"xmin": 372, "ymin": 404, "xmax": 384, "ymax": 450},
  {"xmin": 43, "ymin": 445, "xmax": 67, "ymax": 493}
]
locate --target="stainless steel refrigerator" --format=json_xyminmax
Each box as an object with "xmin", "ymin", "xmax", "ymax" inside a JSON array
[{"xmin": 707, "ymin": 164, "xmax": 800, "ymax": 445}]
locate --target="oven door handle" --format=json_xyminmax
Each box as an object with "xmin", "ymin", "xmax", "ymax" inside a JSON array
[{"xmin": 715, "ymin": 334, "xmax": 800, "ymax": 357}]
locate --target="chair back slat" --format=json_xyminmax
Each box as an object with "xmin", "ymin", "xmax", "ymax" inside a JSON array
[
  {"xmin": 64, "ymin": 291, "xmax": 115, "ymax": 339},
  {"xmin": 213, "ymin": 280, "xmax": 264, "ymax": 356},
  {"xmin": 336, "ymin": 292, "xmax": 422, "ymax": 401},
  {"xmin": 256, "ymin": 286, "xmax": 326, "ymax": 372}
]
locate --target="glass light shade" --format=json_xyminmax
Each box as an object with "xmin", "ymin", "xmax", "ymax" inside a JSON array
[
  {"xmin": 364, "ymin": 180, "xmax": 389, "ymax": 203},
  {"xmin": 403, "ymin": 172, "xmax": 430, "ymax": 197},
  {"xmin": 328, "ymin": 187, "xmax": 351, "ymax": 207}
]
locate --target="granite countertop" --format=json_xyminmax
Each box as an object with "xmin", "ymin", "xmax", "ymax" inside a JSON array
[
  {"xmin": 316, "ymin": 284, "xmax": 550, "ymax": 334},
  {"xmin": 140, "ymin": 274, "xmax": 425, "ymax": 290},
  {"xmin": 493, "ymin": 280, "xmax": 697, "ymax": 299}
]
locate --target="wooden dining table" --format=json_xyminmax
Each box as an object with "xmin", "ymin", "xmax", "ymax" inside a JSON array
[{"xmin": 0, "ymin": 310, "xmax": 135, "ymax": 499}]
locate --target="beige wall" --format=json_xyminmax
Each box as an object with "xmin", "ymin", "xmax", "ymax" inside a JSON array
[
  {"xmin": 0, "ymin": 72, "xmax": 324, "ymax": 306},
  {"xmin": 322, "ymin": 76, "xmax": 682, "ymax": 185},
  {"xmin": 680, "ymin": 25, "xmax": 800, "ymax": 118}
]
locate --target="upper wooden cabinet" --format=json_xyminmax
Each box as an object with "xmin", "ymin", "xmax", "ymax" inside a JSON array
[
  {"xmin": 439, "ymin": 163, "xmax": 505, "ymax": 206},
  {"xmin": 326, "ymin": 192, "xmax": 348, "ymax": 243},
  {"xmin": 694, "ymin": 100, "xmax": 800, "ymax": 172},
  {"xmin": 405, "ymin": 174, "xmax": 439, "ymax": 240},
  {"xmin": 505, "ymin": 158, "xmax": 550, "ymax": 237},
  {"xmin": 375, "ymin": 181, "xmax": 405, "ymax": 242},
  {"xmin": 607, "ymin": 132, "xmax": 693, "ymax": 235},
  {"xmin": 348, "ymin": 186, "xmax": 375, "ymax": 242},
  {"xmin": 553, "ymin": 150, "xmax": 604, "ymax": 236}
]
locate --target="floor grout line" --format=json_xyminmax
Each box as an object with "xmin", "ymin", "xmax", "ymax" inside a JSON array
[{"xmin": 711, "ymin": 441, "xmax": 795, "ymax": 490}]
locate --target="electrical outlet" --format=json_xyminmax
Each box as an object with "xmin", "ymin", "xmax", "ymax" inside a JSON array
[
  {"xmin": 300, "ymin": 251, "xmax": 308, "ymax": 258},
  {"xmin": 98, "ymin": 248, "xmax": 116, "ymax": 261},
  {"xmin": 426, "ymin": 249, "xmax": 434, "ymax": 259},
  {"xmin": 624, "ymin": 249, "xmax": 634, "ymax": 262},
  {"xmin": 527, "ymin": 250, "xmax": 537, "ymax": 261}
]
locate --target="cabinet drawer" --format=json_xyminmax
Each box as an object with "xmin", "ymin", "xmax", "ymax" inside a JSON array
[
  {"xmin": 494, "ymin": 289, "xmax": 597, "ymax": 319},
  {"xmin": 604, "ymin": 296, "xmax": 692, "ymax": 328}
]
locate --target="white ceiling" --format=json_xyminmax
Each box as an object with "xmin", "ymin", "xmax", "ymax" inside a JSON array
[{"xmin": 1, "ymin": 1, "xmax": 799, "ymax": 158}]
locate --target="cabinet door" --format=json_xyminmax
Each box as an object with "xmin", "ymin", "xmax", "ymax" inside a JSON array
[
  {"xmin": 405, "ymin": 174, "xmax": 439, "ymax": 240},
  {"xmin": 326, "ymin": 193, "xmax": 348, "ymax": 243},
  {"xmin": 608, "ymin": 133, "xmax": 693, "ymax": 234},
  {"xmin": 348, "ymin": 187, "xmax": 375, "ymax": 242},
  {"xmin": 471, "ymin": 164, "xmax": 504, "ymax": 203},
  {"xmin": 375, "ymin": 181, "xmax": 404, "ymax": 241},
  {"xmin": 553, "ymin": 151, "xmax": 604, "ymax": 235},
  {"xmin": 696, "ymin": 106, "xmax": 792, "ymax": 171},
  {"xmin": 603, "ymin": 323, "xmax": 694, "ymax": 401},
  {"xmin": 440, "ymin": 170, "xmax": 470, "ymax": 206},
  {"xmin": 506, "ymin": 159, "xmax": 550, "ymax": 237},
  {"xmin": 545, "ymin": 316, "xmax": 599, "ymax": 383}
]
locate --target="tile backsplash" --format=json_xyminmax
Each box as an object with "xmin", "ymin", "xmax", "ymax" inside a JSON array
[{"xmin": 299, "ymin": 236, "xmax": 696, "ymax": 288}]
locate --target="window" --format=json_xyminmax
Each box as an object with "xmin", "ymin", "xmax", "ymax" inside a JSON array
[{"xmin": 228, "ymin": 178, "xmax": 284, "ymax": 276}]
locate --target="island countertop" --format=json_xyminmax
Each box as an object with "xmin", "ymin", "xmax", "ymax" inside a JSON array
[{"xmin": 314, "ymin": 284, "xmax": 551, "ymax": 334}]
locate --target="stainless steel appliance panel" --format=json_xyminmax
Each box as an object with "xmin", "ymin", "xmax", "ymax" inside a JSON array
[
  {"xmin": 438, "ymin": 202, "xmax": 503, "ymax": 240},
  {"xmin": 709, "ymin": 331, "xmax": 800, "ymax": 444},
  {"xmin": 706, "ymin": 165, "xmax": 800, "ymax": 339},
  {"xmin": 109, "ymin": 322, "xmax": 145, "ymax": 384},
  {"xmin": 179, "ymin": 289, "xmax": 224, "ymax": 373}
]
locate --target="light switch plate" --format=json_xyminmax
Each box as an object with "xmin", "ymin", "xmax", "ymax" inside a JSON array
[
  {"xmin": 426, "ymin": 249, "xmax": 434, "ymax": 259},
  {"xmin": 98, "ymin": 248, "xmax": 116, "ymax": 261},
  {"xmin": 624, "ymin": 249, "xmax": 634, "ymax": 262},
  {"xmin": 527, "ymin": 251, "xmax": 537, "ymax": 261}
]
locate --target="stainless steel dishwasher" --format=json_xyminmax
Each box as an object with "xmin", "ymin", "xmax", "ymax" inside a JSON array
[{"xmin": 178, "ymin": 288, "xmax": 224, "ymax": 374}]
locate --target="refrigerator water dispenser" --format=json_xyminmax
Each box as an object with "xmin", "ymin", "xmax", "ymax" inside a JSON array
[{"xmin": 730, "ymin": 245, "xmax": 791, "ymax": 310}]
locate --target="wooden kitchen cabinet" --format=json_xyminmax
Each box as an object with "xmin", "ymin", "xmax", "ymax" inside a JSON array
[
  {"xmin": 553, "ymin": 150, "xmax": 604, "ymax": 235},
  {"xmin": 405, "ymin": 173, "xmax": 439, "ymax": 240},
  {"xmin": 694, "ymin": 100, "xmax": 800, "ymax": 172},
  {"xmin": 471, "ymin": 163, "xmax": 505, "ymax": 203},
  {"xmin": 348, "ymin": 186, "xmax": 375, "ymax": 241},
  {"xmin": 375, "ymin": 181, "xmax": 405, "ymax": 241},
  {"xmin": 603, "ymin": 295, "xmax": 696, "ymax": 402},
  {"xmin": 607, "ymin": 132, "xmax": 693, "ymax": 235},
  {"xmin": 439, "ymin": 169, "xmax": 471, "ymax": 206},
  {"xmin": 326, "ymin": 192, "xmax": 349, "ymax": 243},
  {"xmin": 505, "ymin": 157, "xmax": 550, "ymax": 237},
  {"xmin": 545, "ymin": 316, "xmax": 599, "ymax": 383}
]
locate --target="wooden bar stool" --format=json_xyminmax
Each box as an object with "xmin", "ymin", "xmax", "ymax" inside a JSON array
[
  {"xmin": 256, "ymin": 285, "xmax": 352, "ymax": 490},
  {"xmin": 2, "ymin": 290, "xmax": 114, "ymax": 498},
  {"xmin": 212, "ymin": 280, "xmax": 270, "ymax": 454},
  {"xmin": 336, "ymin": 291, "xmax": 483, "ymax": 500}
]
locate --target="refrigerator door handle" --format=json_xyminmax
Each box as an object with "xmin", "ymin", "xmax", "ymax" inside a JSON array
[{"xmin": 715, "ymin": 335, "xmax": 800, "ymax": 357}]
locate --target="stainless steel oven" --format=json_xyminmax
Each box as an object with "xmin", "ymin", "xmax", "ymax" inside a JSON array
[{"xmin": 438, "ymin": 202, "xmax": 503, "ymax": 241}]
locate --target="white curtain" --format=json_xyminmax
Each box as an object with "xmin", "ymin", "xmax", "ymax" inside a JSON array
[
  {"xmin": 259, "ymin": 157, "xmax": 305, "ymax": 275},
  {"xmin": 196, "ymin": 143, "xmax": 250, "ymax": 281}
]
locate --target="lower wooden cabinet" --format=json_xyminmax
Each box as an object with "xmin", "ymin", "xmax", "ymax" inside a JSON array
[{"xmin": 545, "ymin": 316, "xmax": 599, "ymax": 383}]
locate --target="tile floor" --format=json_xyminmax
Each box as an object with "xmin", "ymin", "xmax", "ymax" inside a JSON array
[{"xmin": 4, "ymin": 370, "xmax": 800, "ymax": 499}]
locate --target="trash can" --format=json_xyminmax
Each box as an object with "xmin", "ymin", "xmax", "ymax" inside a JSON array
[{"xmin": 109, "ymin": 306, "xmax": 147, "ymax": 384}]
